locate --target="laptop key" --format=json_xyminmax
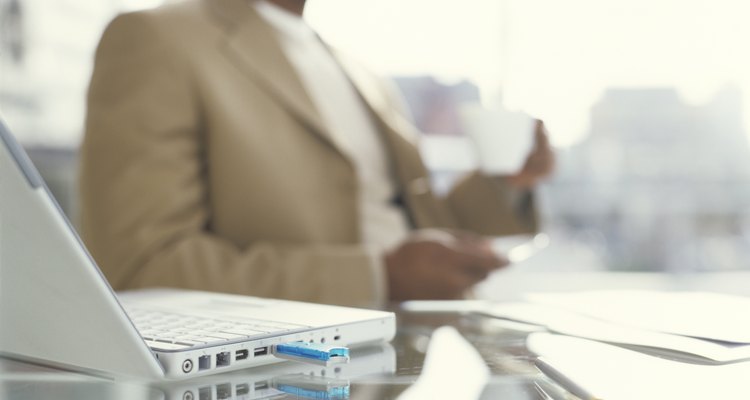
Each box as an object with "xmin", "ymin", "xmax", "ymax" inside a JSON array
[
  {"xmin": 178, "ymin": 340, "xmax": 209, "ymax": 346},
  {"xmin": 154, "ymin": 332, "xmax": 179, "ymax": 339},
  {"xmin": 201, "ymin": 332, "xmax": 245, "ymax": 340},
  {"xmin": 144, "ymin": 340, "xmax": 191, "ymax": 351},
  {"xmin": 221, "ymin": 328, "xmax": 267, "ymax": 337},
  {"xmin": 192, "ymin": 336, "xmax": 230, "ymax": 345}
]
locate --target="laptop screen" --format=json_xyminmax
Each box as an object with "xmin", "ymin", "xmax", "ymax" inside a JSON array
[{"xmin": 0, "ymin": 119, "xmax": 43, "ymax": 188}]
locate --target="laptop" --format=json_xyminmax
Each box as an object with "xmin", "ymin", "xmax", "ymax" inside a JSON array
[
  {"xmin": 0, "ymin": 118, "xmax": 396, "ymax": 380},
  {"xmin": 157, "ymin": 343, "xmax": 395, "ymax": 400}
]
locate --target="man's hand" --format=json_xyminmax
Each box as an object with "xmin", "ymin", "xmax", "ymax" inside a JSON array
[
  {"xmin": 384, "ymin": 230, "xmax": 509, "ymax": 301},
  {"xmin": 506, "ymin": 120, "xmax": 555, "ymax": 189}
]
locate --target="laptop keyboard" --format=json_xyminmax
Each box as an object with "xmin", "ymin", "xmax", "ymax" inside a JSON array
[{"xmin": 126, "ymin": 308, "xmax": 311, "ymax": 351}]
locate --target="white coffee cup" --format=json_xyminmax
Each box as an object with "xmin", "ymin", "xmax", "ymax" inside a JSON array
[{"xmin": 460, "ymin": 103, "xmax": 536, "ymax": 175}]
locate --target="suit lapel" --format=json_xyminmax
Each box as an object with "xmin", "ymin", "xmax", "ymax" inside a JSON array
[
  {"xmin": 333, "ymin": 51, "xmax": 419, "ymax": 153},
  {"xmin": 335, "ymin": 52, "xmax": 459, "ymax": 228},
  {"xmin": 334, "ymin": 52, "xmax": 421, "ymax": 174},
  {"xmin": 208, "ymin": 0, "xmax": 341, "ymax": 151}
]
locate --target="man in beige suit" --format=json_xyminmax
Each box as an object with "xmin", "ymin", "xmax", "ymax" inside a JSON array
[{"xmin": 80, "ymin": 0, "xmax": 554, "ymax": 308}]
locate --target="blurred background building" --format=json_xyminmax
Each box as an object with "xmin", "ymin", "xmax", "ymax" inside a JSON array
[
  {"xmin": 3, "ymin": 0, "xmax": 750, "ymax": 272},
  {"xmin": 546, "ymin": 86, "xmax": 750, "ymax": 272}
]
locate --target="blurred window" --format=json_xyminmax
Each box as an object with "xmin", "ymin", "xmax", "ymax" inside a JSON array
[
  {"xmin": 309, "ymin": 0, "xmax": 750, "ymax": 272},
  {"xmin": 4, "ymin": 0, "xmax": 750, "ymax": 271}
]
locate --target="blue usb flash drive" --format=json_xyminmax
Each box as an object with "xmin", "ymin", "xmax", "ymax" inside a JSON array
[
  {"xmin": 273, "ymin": 342, "xmax": 350, "ymax": 365},
  {"xmin": 274, "ymin": 374, "xmax": 351, "ymax": 399},
  {"xmin": 276, "ymin": 384, "xmax": 350, "ymax": 399}
]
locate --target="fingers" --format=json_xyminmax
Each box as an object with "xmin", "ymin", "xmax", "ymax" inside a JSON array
[
  {"xmin": 448, "ymin": 245, "xmax": 507, "ymax": 277},
  {"xmin": 437, "ymin": 254, "xmax": 498, "ymax": 297},
  {"xmin": 527, "ymin": 148, "xmax": 555, "ymax": 177},
  {"xmin": 530, "ymin": 121, "xmax": 554, "ymax": 169},
  {"xmin": 534, "ymin": 119, "xmax": 550, "ymax": 149},
  {"xmin": 385, "ymin": 232, "xmax": 510, "ymax": 301},
  {"xmin": 416, "ymin": 229, "xmax": 507, "ymax": 268},
  {"xmin": 508, "ymin": 120, "xmax": 555, "ymax": 188},
  {"xmin": 408, "ymin": 229, "xmax": 456, "ymax": 244},
  {"xmin": 444, "ymin": 229, "xmax": 488, "ymax": 245},
  {"xmin": 435, "ymin": 239, "xmax": 506, "ymax": 292}
]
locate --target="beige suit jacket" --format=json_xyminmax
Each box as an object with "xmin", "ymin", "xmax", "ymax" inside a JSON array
[{"xmin": 80, "ymin": 0, "xmax": 537, "ymax": 307}]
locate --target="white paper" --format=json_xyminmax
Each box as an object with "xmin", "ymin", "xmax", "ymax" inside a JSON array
[
  {"xmin": 527, "ymin": 333, "xmax": 750, "ymax": 400},
  {"xmin": 459, "ymin": 104, "xmax": 536, "ymax": 175},
  {"xmin": 526, "ymin": 290, "xmax": 750, "ymax": 344},
  {"xmin": 483, "ymin": 302, "xmax": 750, "ymax": 363}
]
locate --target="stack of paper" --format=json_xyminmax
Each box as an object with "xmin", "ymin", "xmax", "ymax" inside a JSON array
[
  {"xmin": 527, "ymin": 290, "xmax": 750, "ymax": 343},
  {"xmin": 527, "ymin": 333, "xmax": 750, "ymax": 399},
  {"xmin": 480, "ymin": 290, "xmax": 750, "ymax": 398},
  {"xmin": 480, "ymin": 290, "xmax": 750, "ymax": 363}
]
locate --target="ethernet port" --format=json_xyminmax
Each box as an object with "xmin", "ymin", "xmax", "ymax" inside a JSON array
[
  {"xmin": 216, "ymin": 383, "xmax": 231, "ymax": 400},
  {"xmin": 216, "ymin": 351, "xmax": 231, "ymax": 368}
]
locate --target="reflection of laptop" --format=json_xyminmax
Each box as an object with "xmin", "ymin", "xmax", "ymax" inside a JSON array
[
  {"xmin": 0, "ymin": 119, "xmax": 396, "ymax": 380},
  {"xmin": 157, "ymin": 343, "xmax": 395, "ymax": 400}
]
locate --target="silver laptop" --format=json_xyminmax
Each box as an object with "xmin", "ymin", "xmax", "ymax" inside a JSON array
[{"xmin": 0, "ymin": 119, "xmax": 396, "ymax": 380}]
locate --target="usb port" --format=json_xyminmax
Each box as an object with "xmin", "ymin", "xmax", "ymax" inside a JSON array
[
  {"xmin": 235, "ymin": 349, "xmax": 249, "ymax": 360},
  {"xmin": 254, "ymin": 346, "xmax": 269, "ymax": 357}
]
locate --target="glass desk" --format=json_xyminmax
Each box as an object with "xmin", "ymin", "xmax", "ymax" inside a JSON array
[{"xmin": 0, "ymin": 309, "xmax": 568, "ymax": 400}]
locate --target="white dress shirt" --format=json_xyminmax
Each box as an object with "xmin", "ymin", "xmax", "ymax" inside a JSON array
[{"xmin": 255, "ymin": 1, "xmax": 412, "ymax": 304}]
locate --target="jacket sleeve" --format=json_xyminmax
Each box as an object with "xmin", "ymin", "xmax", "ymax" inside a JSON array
[
  {"xmin": 373, "ymin": 72, "xmax": 540, "ymax": 236},
  {"xmin": 79, "ymin": 12, "xmax": 383, "ymax": 308},
  {"xmin": 444, "ymin": 171, "xmax": 539, "ymax": 236}
]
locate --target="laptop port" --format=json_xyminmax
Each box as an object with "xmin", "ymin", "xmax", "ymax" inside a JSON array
[
  {"xmin": 236, "ymin": 383, "xmax": 250, "ymax": 396},
  {"xmin": 216, "ymin": 351, "xmax": 231, "ymax": 367},
  {"xmin": 216, "ymin": 383, "xmax": 231, "ymax": 400},
  {"xmin": 235, "ymin": 349, "xmax": 249, "ymax": 360},
  {"xmin": 254, "ymin": 346, "xmax": 268, "ymax": 356},
  {"xmin": 181, "ymin": 359, "xmax": 194, "ymax": 373},
  {"xmin": 198, "ymin": 386, "xmax": 211, "ymax": 400},
  {"xmin": 255, "ymin": 380, "xmax": 270, "ymax": 391},
  {"xmin": 198, "ymin": 355, "xmax": 211, "ymax": 371}
]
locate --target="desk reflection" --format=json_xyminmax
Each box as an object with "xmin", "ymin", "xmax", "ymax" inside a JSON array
[
  {"xmin": 1, "ymin": 311, "xmax": 558, "ymax": 400},
  {"xmin": 156, "ymin": 344, "xmax": 395, "ymax": 400}
]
